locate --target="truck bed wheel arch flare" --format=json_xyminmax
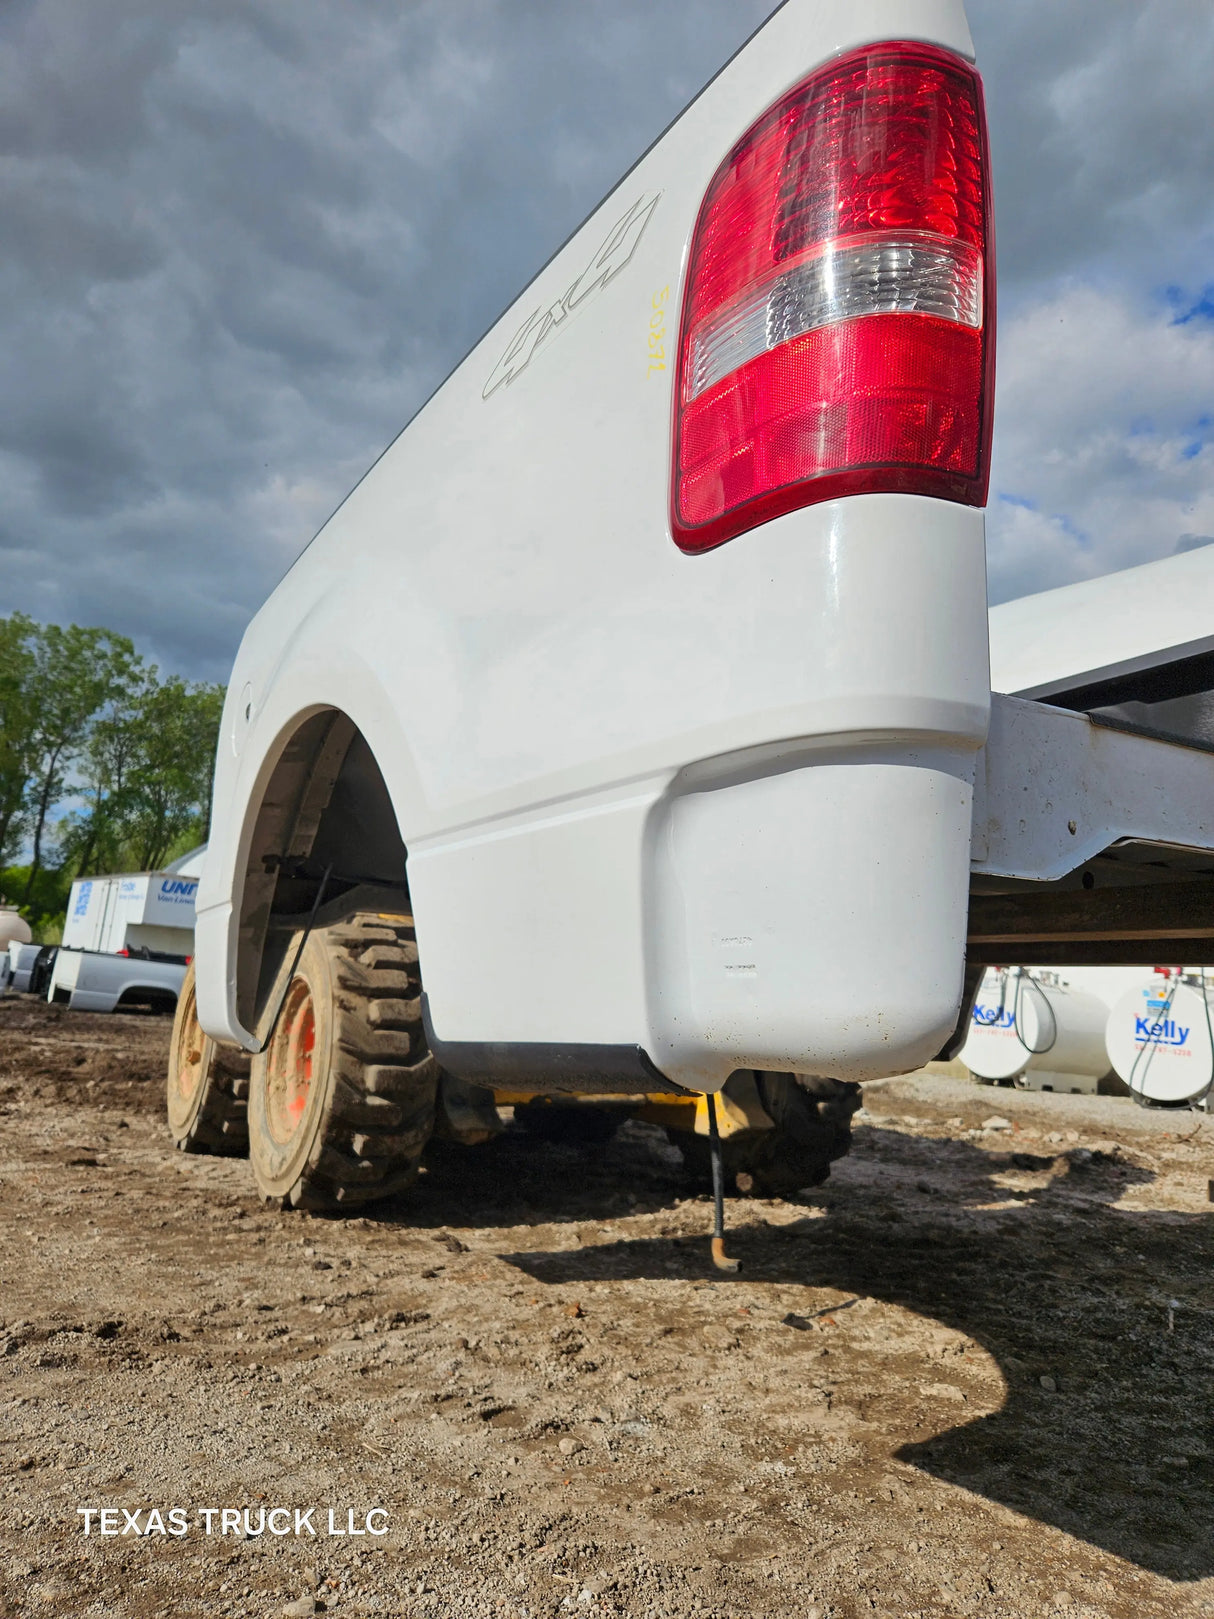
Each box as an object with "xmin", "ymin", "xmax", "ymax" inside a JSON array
[{"xmin": 672, "ymin": 39, "xmax": 995, "ymax": 553}]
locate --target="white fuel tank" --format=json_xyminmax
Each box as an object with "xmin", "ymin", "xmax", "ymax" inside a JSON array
[
  {"xmin": 1105, "ymin": 973, "xmax": 1214, "ymax": 1104},
  {"xmin": 961, "ymin": 968, "xmax": 1112, "ymax": 1089},
  {"xmin": 0, "ymin": 905, "xmax": 32, "ymax": 952}
]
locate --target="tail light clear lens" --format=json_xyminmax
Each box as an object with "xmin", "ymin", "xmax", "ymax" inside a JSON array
[{"xmin": 672, "ymin": 41, "xmax": 994, "ymax": 554}]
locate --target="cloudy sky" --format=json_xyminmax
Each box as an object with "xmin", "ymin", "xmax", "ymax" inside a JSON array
[{"xmin": 2, "ymin": 0, "xmax": 1212, "ymax": 682}]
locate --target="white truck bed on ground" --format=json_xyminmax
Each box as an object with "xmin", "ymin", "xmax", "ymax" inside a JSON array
[{"xmin": 47, "ymin": 948, "xmax": 186, "ymax": 1015}]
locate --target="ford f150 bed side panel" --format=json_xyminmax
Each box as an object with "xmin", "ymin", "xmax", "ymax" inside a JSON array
[{"xmin": 196, "ymin": 0, "xmax": 988, "ymax": 1088}]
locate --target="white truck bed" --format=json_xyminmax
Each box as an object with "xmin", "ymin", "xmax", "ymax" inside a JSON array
[
  {"xmin": 4, "ymin": 941, "xmax": 52, "ymax": 998},
  {"xmin": 48, "ymin": 948, "xmax": 186, "ymax": 1015},
  {"xmin": 990, "ymin": 546, "xmax": 1214, "ymax": 709},
  {"xmin": 187, "ymin": 0, "xmax": 1214, "ymax": 1096}
]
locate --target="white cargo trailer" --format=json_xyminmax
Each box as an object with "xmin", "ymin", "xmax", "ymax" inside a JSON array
[
  {"xmin": 49, "ymin": 848, "xmax": 207, "ymax": 1013},
  {"xmin": 62, "ymin": 870, "xmax": 199, "ymax": 958}
]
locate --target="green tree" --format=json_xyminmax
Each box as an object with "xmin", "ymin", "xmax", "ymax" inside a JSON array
[
  {"xmin": 60, "ymin": 662, "xmax": 155, "ymax": 878},
  {"xmin": 0, "ymin": 861, "xmax": 72, "ymax": 941},
  {"xmin": 1, "ymin": 613, "xmax": 225, "ymax": 926},
  {"xmin": 20, "ymin": 624, "xmax": 141, "ymax": 903},
  {"xmin": 119, "ymin": 677, "xmax": 225, "ymax": 870},
  {"xmin": 0, "ymin": 612, "xmax": 38, "ymax": 863}
]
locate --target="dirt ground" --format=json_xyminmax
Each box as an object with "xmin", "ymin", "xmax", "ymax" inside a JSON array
[{"xmin": 2, "ymin": 997, "xmax": 1214, "ymax": 1619}]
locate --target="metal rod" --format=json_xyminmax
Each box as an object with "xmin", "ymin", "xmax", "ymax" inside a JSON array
[{"xmin": 706, "ymin": 1091, "xmax": 740, "ymax": 1273}]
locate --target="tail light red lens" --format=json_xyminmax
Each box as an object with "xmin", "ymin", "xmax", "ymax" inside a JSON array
[{"xmin": 672, "ymin": 41, "xmax": 994, "ymax": 553}]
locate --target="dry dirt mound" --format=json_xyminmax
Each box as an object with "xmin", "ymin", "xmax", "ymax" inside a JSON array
[
  {"xmin": 0, "ymin": 996, "xmax": 172, "ymax": 1112},
  {"xmin": 1, "ymin": 999, "xmax": 1213, "ymax": 1617}
]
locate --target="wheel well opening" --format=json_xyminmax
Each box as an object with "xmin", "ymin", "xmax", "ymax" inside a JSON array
[
  {"xmin": 116, "ymin": 987, "xmax": 178, "ymax": 1015},
  {"xmin": 235, "ymin": 712, "xmax": 408, "ymax": 1037}
]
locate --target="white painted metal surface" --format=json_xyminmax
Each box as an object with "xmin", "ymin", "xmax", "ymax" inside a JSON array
[
  {"xmin": 4, "ymin": 940, "xmax": 42, "ymax": 995},
  {"xmin": 972, "ymin": 695, "xmax": 1214, "ymax": 882},
  {"xmin": 196, "ymin": 0, "xmax": 990, "ymax": 1087},
  {"xmin": 989, "ymin": 546, "xmax": 1214, "ymax": 700},
  {"xmin": 1105, "ymin": 974, "xmax": 1214, "ymax": 1105},
  {"xmin": 166, "ymin": 845, "xmax": 207, "ymax": 879},
  {"xmin": 193, "ymin": 0, "xmax": 1214, "ymax": 1090},
  {"xmin": 645, "ymin": 746, "xmax": 974, "ymax": 1083},
  {"xmin": 48, "ymin": 948, "xmax": 186, "ymax": 1015}
]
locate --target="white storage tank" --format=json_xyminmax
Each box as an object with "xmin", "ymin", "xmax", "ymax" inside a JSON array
[
  {"xmin": 0, "ymin": 903, "xmax": 31, "ymax": 953},
  {"xmin": 961, "ymin": 967, "xmax": 1112, "ymax": 1093},
  {"xmin": 1105, "ymin": 971, "xmax": 1214, "ymax": 1105},
  {"xmin": 1043, "ymin": 965, "xmax": 1153, "ymax": 1013}
]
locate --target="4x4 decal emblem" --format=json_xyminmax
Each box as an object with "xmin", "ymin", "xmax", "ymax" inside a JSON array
[{"xmin": 483, "ymin": 192, "xmax": 661, "ymax": 399}]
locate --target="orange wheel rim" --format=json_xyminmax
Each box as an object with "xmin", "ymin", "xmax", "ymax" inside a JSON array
[
  {"xmin": 266, "ymin": 979, "xmax": 316, "ymax": 1144},
  {"xmin": 174, "ymin": 985, "xmax": 206, "ymax": 1103}
]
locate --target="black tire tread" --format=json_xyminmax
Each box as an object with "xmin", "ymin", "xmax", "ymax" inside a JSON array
[
  {"xmin": 166, "ymin": 963, "xmax": 250, "ymax": 1156},
  {"xmin": 252, "ymin": 912, "xmax": 436, "ymax": 1210},
  {"xmin": 181, "ymin": 1046, "xmax": 251, "ymax": 1155}
]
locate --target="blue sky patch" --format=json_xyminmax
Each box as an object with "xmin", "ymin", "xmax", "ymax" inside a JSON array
[{"xmin": 1169, "ymin": 284, "xmax": 1214, "ymax": 325}]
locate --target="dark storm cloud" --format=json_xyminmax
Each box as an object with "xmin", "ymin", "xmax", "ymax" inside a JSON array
[
  {"xmin": 968, "ymin": 0, "xmax": 1214, "ymax": 296},
  {"xmin": 3, "ymin": 1, "xmax": 1213, "ymax": 679},
  {"xmin": 0, "ymin": 0, "xmax": 780, "ymax": 678}
]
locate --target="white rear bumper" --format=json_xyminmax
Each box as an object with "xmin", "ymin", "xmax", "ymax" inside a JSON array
[{"xmin": 408, "ymin": 736, "xmax": 978, "ymax": 1089}]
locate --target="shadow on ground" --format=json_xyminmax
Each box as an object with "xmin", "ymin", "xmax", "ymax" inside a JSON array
[
  {"xmin": 389, "ymin": 1120, "xmax": 1214, "ymax": 1582},
  {"xmin": 371, "ymin": 1119, "xmax": 696, "ymax": 1230}
]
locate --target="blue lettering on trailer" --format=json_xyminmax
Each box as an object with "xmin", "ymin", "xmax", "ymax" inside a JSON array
[
  {"xmin": 159, "ymin": 879, "xmax": 198, "ymax": 900},
  {"xmin": 72, "ymin": 881, "xmax": 93, "ymax": 918},
  {"xmin": 972, "ymin": 1003, "xmax": 1015, "ymax": 1028}
]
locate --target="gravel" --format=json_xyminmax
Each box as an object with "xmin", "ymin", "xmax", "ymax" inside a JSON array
[{"xmin": 2, "ymin": 997, "xmax": 1213, "ymax": 1617}]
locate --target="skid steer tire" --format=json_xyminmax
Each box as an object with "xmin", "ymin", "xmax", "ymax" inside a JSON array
[
  {"xmin": 513, "ymin": 1100, "xmax": 626, "ymax": 1146},
  {"xmin": 247, "ymin": 913, "xmax": 436, "ymax": 1210},
  {"xmin": 668, "ymin": 1072, "xmax": 861, "ymax": 1198},
  {"xmin": 166, "ymin": 961, "xmax": 250, "ymax": 1155}
]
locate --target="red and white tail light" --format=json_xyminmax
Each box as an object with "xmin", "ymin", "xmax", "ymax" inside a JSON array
[{"xmin": 672, "ymin": 41, "xmax": 994, "ymax": 553}]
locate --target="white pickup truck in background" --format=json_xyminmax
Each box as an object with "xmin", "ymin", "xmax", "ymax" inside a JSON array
[
  {"xmin": 164, "ymin": 0, "xmax": 1214, "ymax": 1215},
  {"xmin": 2, "ymin": 941, "xmax": 45, "ymax": 997},
  {"xmin": 30, "ymin": 853, "xmax": 205, "ymax": 1015},
  {"xmin": 46, "ymin": 948, "xmax": 187, "ymax": 1015}
]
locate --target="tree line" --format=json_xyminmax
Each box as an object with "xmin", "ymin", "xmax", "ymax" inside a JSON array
[{"xmin": 0, "ymin": 613, "xmax": 225, "ymax": 929}]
